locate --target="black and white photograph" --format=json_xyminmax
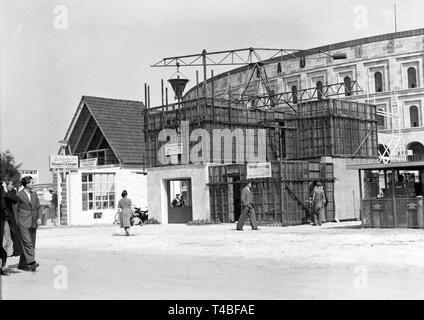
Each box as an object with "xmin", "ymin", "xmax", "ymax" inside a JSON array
[{"xmin": 1, "ymin": 0, "xmax": 424, "ymax": 306}]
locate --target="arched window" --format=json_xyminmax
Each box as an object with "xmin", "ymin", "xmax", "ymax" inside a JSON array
[
  {"xmin": 374, "ymin": 72, "xmax": 383, "ymax": 92},
  {"xmin": 291, "ymin": 85, "xmax": 298, "ymax": 104},
  {"xmin": 408, "ymin": 67, "xmax": 417, "ymax": 88},
  {"xmin": 407, "ymin": 141, "xmax": 424, "ymax": 161},
  {"xmin": 410, "ymin": 105, "xmax": 419, "ymax": 127},
  {"xmin": 316, "ymin": 81, "xmax": 323, "ymax": 100},
  {"xmin": 344, "ymin": 76, "xmax": 352, "ymax": 96}
]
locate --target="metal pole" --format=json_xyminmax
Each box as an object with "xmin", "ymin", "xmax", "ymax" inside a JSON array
[
  {"xmin": 202, "ymin": 49, "xmax": 208, "ymax": 99},
  {"xmin": 196, "ymin": 70, "xmax": 200, "ymax": 125},
  {"xmin": 161, "ymin": 79, "xmax": 164, "ymax": 106},
  {"xmin": 394, "ymin": 4, "xmax": 398, "ymax": 33}
]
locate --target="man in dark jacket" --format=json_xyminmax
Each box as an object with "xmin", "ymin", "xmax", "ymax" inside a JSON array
[
  {"xmin": 1, "ymin": 179, "xmax": 24, "ymax": 276},
  {"xmin": 236, "ymin": 181, "xmax": 259, "ymax": 231},
  {"xmin": 16, "ymin": 176, "xmax": 41, "ymax": 271}
]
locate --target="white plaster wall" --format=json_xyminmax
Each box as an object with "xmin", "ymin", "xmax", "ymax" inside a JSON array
[
  {"xmin": 147, "ymin": 164, "xmax": 210, "ymax": 224},
  {"xmin": 68, "ymin": 166, "xmax": 146, "ymax": 225},
  {"xmin": 328, "ymin": 158, "xmax": 361, "ymax": 221}
]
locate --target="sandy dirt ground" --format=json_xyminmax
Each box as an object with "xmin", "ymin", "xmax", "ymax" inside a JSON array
[{"xmin": 1, "ymin": 221, "xmax": 424, "ymax": 300}]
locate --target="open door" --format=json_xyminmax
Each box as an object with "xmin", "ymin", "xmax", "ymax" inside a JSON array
[{"xmin": 167, "ymin": 179, "xmax": 193, "ymax": 223}]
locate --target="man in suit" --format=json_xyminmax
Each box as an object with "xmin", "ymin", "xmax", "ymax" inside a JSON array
[
  {"xmin": 16, "ymin": 176, "xmax": 41, "ymax": 271},
  {"xmin": 236, "ymin": 181, "xmax": 259, "ymax": 231}
]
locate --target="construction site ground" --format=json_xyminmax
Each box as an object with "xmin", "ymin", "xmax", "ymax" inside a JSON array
[{"xmin": 1, "ymin": 221, "xmax": 424, "ymax": 300}]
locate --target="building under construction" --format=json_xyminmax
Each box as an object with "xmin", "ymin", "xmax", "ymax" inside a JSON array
[
  {"xmin": 60, "ymin": 28, "xmax": 424, "ymax": 226},
  {"xmin": 144, "ymin": 72, "xmax": 378, "ymax": 224}
]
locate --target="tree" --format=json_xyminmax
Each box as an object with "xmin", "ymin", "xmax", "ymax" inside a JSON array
[{"xmin": 0, "ymin": 150, "xmax": 22, "ymax": 185}]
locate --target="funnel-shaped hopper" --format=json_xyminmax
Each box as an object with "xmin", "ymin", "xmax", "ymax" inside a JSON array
[{"xmin": 168, "ymin": 76, "xmax": 189, "ymax": 100}]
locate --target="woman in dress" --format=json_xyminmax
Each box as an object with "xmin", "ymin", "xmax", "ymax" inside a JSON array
[{"xmin": 118, "ymin": 190, "xmax": 133, "ymax": 236}]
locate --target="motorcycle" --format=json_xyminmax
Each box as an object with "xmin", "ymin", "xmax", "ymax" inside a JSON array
[
  {"xmin": 114, "ymin": 207, "xmax": 148, "ymax": 226},
  {"xmin": 131, "ymin": 207, "xmax": 149, "ymax": 225}
]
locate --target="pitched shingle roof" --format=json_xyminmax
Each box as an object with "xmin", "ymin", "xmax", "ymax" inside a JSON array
[{"xmin": 66, "ymin": 96, "xmax": 145, "ymax": 165}]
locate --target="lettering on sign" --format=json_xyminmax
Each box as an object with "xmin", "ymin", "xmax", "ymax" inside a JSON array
[
  {"xmin": 247, "ymin": 162, "xmax": 272, "ymax": 179},
  {"xmin": 372, "ymin": 202, "xmax": 382, "ymax": 210},
  {"xmin": 165, "ymin": 143, "xmax": 182, "ymax": 156},
  {"xmin": 406, "ymin": 202, "xmax": 418, "ymax": 210},
  {"xmin": 49, "ymin": 155, "xmax": 79, "ymax": 169},
  {"xmin": 80, "ymin": 158, "xmax": 97, "ymax": 168}
]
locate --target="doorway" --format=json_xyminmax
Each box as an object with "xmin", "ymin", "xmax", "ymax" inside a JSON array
[{"xmin": 166, "ymin": 179, "xmax": 193, "ymax": 223}]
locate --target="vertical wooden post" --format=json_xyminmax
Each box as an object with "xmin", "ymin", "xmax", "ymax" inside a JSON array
[
  {"xmin": 196, "ymin": 70, "xmax": 200, "ymax": 125},
  {"xmin": 211, "ymin": 69, "xmax": 215, "ymax": 123},
  {"xmin": 392, "ymin": 169, "xmax": 397, "ymax": 227},
  {"xmin": 202, "ymin": 49, "xmax": 208, "ymax": 99},
  {"xmin": 161, "ymin": 79, "xmax": 164, "ymax": 106},
  {"xmin": 359, "ymin": 169, "xmax": 363, "ymax": 227},
  {"xmin": 384, "ymin": 170, "xmax": 388, "ymax": 191},
  {"xmin": 147, "ymin": 85, "xmax": 151, "ymax": 109}
]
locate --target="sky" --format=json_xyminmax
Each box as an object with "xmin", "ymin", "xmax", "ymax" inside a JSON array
[{"xmin": 1, "ymin": 0, "xmax": 423, "ymax": 183}]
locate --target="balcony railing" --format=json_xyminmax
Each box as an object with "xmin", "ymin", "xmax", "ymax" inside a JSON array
[{"xmin": 75, "ymin": 148, "xmax": 119, "ymax": 166}]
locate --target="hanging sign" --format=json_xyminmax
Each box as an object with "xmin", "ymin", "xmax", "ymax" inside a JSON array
[
  {"xmin": 247, "ymin": 162, "xmax": 272, "ymax": 179},
  {"xmin": 80, "ymin": 158, "xmax": 97, "ymax": 168},
  {"xmin": 165, "ymin": 143, "xmax": 182, "ymax": 156},
  {"xmin": 49, "ymin": 155, "xmax": 79, "ymax": 169}
]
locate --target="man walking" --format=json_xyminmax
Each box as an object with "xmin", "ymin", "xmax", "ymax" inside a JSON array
[
  {"xmin": 312, "ymin": 181, "xmax": 327, "ymax": 226},
  {"xmin": 236, "ymin": 181, "xmax": 259, "ymax": 231},
  {"xmin": 16, "ymin": 176, "xmax": 41, "ymax": 271}
]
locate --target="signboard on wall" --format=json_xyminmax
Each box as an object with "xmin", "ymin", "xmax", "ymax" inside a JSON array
[
  {"xmin": 247, "ymin": 162, "xmax": 272, "ymax": 179},
  {"xmin": 80, "ymin": 158, "xmax": 97, "ymax": 168},
  {"xmin": 49, "ymin": 155, "xmax": 79, "ymax": 169},
  {"xmin": 165, "ymin": 143, "xmax": 182, "ymax": 156}
]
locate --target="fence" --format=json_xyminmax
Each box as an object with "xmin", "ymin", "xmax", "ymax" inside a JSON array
[
  {"xmin": 361, "ymin": 197, "xmax": 424, "ymax": 228},
  {"xmin": 208, "ymin": 161, "xmax": 335, "ymax": 226}
]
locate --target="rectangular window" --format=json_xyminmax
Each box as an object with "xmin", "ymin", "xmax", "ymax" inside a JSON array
[{"xmin": 81, "ymin": 173, "xmax": 115, "ymax": 211}]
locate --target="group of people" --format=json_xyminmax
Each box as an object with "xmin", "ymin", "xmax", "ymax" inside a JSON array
[
  {"xmin": 235, "ymin": 180, "xmax": 328, "ymax": 230},
  {"xmin": 1, "ymin": 176, "xmax": 42, "ymax": 276}
]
